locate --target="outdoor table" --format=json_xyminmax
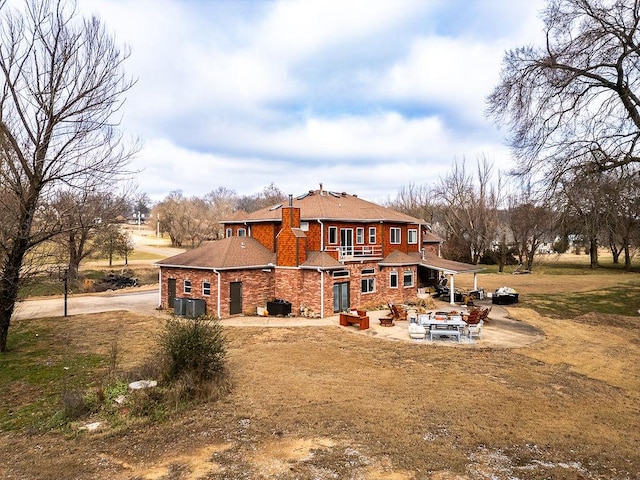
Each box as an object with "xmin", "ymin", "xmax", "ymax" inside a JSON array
[{"xmin": 418, "ymin": 314, "xmax": 467, "ymax": 341}]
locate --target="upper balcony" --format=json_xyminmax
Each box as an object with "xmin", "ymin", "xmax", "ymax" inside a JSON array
[{"xmin": 325, "ymin": 245, "xmax": 383, "ymax": 261}]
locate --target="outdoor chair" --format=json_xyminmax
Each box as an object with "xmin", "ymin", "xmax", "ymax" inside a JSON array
[
  {"xmin": 408, "ymin": 322, "xmax": 427, "ymax": 340},
  {"xmin": 463, "ymin": 309, "xmax": 482, "ymax": 325},
  {"xmin": 388, "ymin": 303, "xmax": 408, "ymax": 321},
  {"xmin": 468, "ymin": 320, "xmax": 483, "ymax": 340}
]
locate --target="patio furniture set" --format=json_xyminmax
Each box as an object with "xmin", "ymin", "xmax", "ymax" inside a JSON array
[
  {"xmin": 339, "ymin": 302, "xmax": 490, "ymax": 343},
  {"xmin": 407, "ymin": 307, "xmax": 490, "ymax": 342}
]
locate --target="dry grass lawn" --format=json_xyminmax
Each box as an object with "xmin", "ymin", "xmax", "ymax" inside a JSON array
[{"xmin": 1, "ymin": 292, "xmax": 639, "ymax": 479}]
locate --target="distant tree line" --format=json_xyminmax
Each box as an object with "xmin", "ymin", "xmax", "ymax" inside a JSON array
[
  {"xmin": 151, "ymin": 183, "xmax": 286, "ymax": 248},
  {"xmin": 387, "ymin": 157, "xmax": 640, "ymax": 272}
]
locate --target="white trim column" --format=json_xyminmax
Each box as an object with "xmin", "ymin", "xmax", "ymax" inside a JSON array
[{"xmin": 449, "ymin": 274, "xmax": 455, "ymax": 305}]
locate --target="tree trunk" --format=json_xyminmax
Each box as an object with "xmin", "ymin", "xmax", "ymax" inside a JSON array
[
  {"xmin": 589, "ymin": 237, "xmax": 599, "ymax": 268},
  {"xmin": 0, "ymin": 210, "xmax": 33, "ymax": 352},
  {"xmin": 498, "ymin": 241, "xmax": 506, "ymax": 273},
  {"xmin": 525, "ymin": 248, "xmax": 535, "ymax": 272},
  {"xmin": 624, "ymin": 244, "xmax": 632, "ymax": 269}
]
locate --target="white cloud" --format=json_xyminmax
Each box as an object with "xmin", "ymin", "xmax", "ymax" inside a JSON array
[{"xmin": 71, "ymin": 0, "xmax": 545, "ymax": 202}]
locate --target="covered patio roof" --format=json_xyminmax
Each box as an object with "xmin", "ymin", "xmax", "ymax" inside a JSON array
[{"xmin": 415, "ymin": 252, "xmax": 484, "ymax": 275}]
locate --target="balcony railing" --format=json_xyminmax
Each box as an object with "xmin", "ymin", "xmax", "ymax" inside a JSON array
[{"xmin": 326, "ymin": 245, "xmax": 383, "ymax": 261}]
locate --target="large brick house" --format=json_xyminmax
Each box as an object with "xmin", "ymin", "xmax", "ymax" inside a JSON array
[{"xmin": 156, "ymin": 187, "xmax": 482, "ymax": 318}]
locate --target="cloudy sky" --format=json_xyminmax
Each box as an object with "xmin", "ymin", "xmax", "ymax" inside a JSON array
[{"xmin": 79, "ymin": 0, "xmax": 546, "ymax": 204}]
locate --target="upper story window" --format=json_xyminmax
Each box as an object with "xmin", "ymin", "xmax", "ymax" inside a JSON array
[
  {"xmin": 300, "ymin": 221, "xmax": 309, "ymax": 231},
  {"xmin": 238, "ymin": 228, "xmax": 247, "ymax": 237},
  {"xmin": 408, "ymin": 229, "xmax": 418, "ymax": 244},
  {"xmin": 184, "ymin": 279, "xmax": 192, "ymax": 294},
  {"xmin": 328, "ymin": 226, "xmax": 338, "ymax": 244},
  {"xmin": 356, "ymin": 227, "xmax": 365, "ymax": 244},
  {"xmin": 390, "ymin": 227, "xmax": 401, "ymax": 244},
  {"xmin": 368, "ymin": 227, "xmax": 376, "ymax": 244},
  {"xmin": 225, "ymin": 228, "xmax": 232, "ymax": 238},
  {"xmin": 202, "ymin": 280, "xmax": 211, "ymax": 296}
]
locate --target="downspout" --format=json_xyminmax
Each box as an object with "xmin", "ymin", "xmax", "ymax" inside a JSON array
[
  {"xmin": 213, "ymin": 268, "xmax": 221, "ymax": 318},
  {"xmin": 317, "ymin": 268, "xmax": 325, "ymax": 318},
  {"xmin": 158, "ymin": 267, "xmax": 162, "ymax": 308},
  {"xmin": 317, "ymin": 220, "xmax": 324, "ymax": 251}
]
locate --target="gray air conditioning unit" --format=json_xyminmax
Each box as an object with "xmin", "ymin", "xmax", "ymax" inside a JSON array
[
  {"xmin": 173, "ymin": 297, "xmax": 187, "ymax": 316},
  {"xmin": 185, "ymin": 298, "xmax": 206, "ymax": 318}
]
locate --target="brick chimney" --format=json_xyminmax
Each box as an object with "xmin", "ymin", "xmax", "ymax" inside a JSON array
[{"xmin": 276, "ymin": 195, "xmax": 307, "ymax": 266}]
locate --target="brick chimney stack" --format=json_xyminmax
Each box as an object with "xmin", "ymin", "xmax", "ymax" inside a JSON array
[{"xmin": 276, "ymin": 195, "xmax": 306, "ymax": 266}]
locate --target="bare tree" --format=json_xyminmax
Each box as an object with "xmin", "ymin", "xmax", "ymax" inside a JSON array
[
  {"xmin": 557, "ymin": 170, "xmax": 608, "ymax": 268},
  {"xmin": 236, "ymin": 183, "xmax": 286, "ymax": 212},
  {"xmin": 0, "ymin": 0, "xmax": 135, "ymax": 352},
  {"xmin": 507, "ymin": 195, "xmax": 555, "ymax": 272},
  {"xmin": 50, "ymin": 190, "xmax": 128, "ymax": 280},
  {"xmin": 95, "ymin": 225, "xmax": 134, "ymax": 266},
  {"xmin": 597, "ymin": 170, "xmax": 640, "ymax": 267},
  {"xmin": 153, "ymin": 191, "xmax": 190, "ymax": 247},
  {"xmin": 386, "ymin": 182, "xmax": 437, "ymax": 223},
  {"xmin": 205, "ymin": 186, "xmax": 238, "ymax": 239},
  {"xmin": 435, "ymin": 157, "xmax": 502, "ymax": 264},
  {"xmin": 488, "ymin": 0, "xmax": 640, "ymax": 184}
]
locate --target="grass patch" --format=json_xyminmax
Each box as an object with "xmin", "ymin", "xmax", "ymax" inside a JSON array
[
  {"xmin": 0, "ymin": 321, "xmax": 105, "ymax": 431},
  {"xmin": 0, "ymin": 313, "xmax": 230, "ymax": 433},
  {"xmin": 525, "ymin": 281, "xmax": 640, "ymax": 318}
]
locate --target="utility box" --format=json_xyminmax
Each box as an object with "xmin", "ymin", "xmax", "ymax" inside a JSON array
[
  {"xmin": 174, "ymin": 297, "xmax": 186, "ymax": 316},
  {"xmin": 185, "ymin": 298, "xmax": 206, "ymax": 318},
  {"xmin": 267, "ymin": 299, "xmax": 292, "ymax": 316}
]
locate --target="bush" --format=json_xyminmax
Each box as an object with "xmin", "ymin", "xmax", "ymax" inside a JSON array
[
  {"xmin": 158, "ymin": 316, "xmax": 227, "ymax": 383},
  {"xmin": 59, "ymin": 388, "xmax": 96, "ymax": 420}
]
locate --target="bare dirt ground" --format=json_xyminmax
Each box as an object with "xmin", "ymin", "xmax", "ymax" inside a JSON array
[
  {"xmin": 2, "ymin": 236, "xmax": 639, "ymax": 479},
  {"xmin": 1, "ymin": 303, "xmax": 639, "ymax": 479}
]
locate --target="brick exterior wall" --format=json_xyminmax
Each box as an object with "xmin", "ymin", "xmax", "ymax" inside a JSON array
[
  {"xmin": 161, "ymin": 261, "xmax": 419, "ymax": 319},
  {"xmin": 160, "ymin": 266, "xmax": 274, "ymax": 317},
  {"xmin": 331, "ymin": 262, "xmax": 418, "ymax": 311}
]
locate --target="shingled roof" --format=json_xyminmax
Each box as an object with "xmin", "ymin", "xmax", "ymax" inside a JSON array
[
  {"xmin": 155, "ymin": 237, "xmax": 276, "ymax": 270},
  {"xmin": 378, "ymin": 250, "xmax": 420, "ymax": 267},
  {"xmin": 224, "ymin": 189, "xmax": 425, "ymax": 224},
  {"xmin": 298, "ymin": 251, "xmax": 343, "ymax": 269}
]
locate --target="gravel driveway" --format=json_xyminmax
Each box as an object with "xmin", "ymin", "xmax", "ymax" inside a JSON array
[{"xmin": 12, "ymin": 288, "xmax": 160, "ymax": 321}]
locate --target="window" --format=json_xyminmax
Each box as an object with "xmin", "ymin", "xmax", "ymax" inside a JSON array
[
  {"xmin": 408, "ymin": 229, "xmax": 418, "ymax": 244},
  {"xmin": 368, "ymin": 227, "xmax": 376, "ymax": 244},
  {"xmin": 361, "ymin": 277, "xmax": 375, "ymax": 293},
  {"xmin": 390, "ymin": 227, "xmax": 401, "ymax": 244},
  {"xmin": 238, "ymin": 228, "xmax": 247, "ymax": 237},
  {"xmin": 300, "ymin": 221, "xmax": 309, "ymax": 231},
  {"xmin": 403, "ymin": 271, "xmax": 414, "ymax": 287},
  {"xmin": 390, "ymin": 271, "xmax": 398, "ymax": 288},
  {"xmin": 184, "ymin": 279, "xmax": 192, "ymax": 293},
  {"xmin": 356, "ymin": 227, "xmax": 365, "ymax": 244},
  {"xmin": 361, "ymin": 268, "xmax": 375, "ymax": 275},
  {"xmin": 202, "ymin": 280, "xmax": 211, "ymax": 296},
  {"xmin": 328, "ymin": 226, "xmax": 338, "ymax": 244},
  {"xmin": 332, "ymin": 270, "xmax": 350, "ymax": 278},
  {"xmin": 225, "ymin": 228, "xmax": 232, "ymax": 238}
]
